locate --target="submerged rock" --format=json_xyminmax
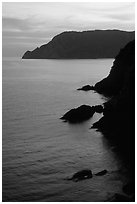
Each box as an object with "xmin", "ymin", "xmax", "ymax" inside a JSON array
[
  {"xmin": 77, "ymin": 85, "xmax": 94, "ymax": 91},
  {"xmin": 95, "ymin": 169, "xmax": 108, "ymax": 176},
  {"xmin": 68, "ymin": 169, "xmax": 93, "ymax": 182},
  {"xmin": 61, "ymin": 105, "xmax": 95, "ymax": 123}
]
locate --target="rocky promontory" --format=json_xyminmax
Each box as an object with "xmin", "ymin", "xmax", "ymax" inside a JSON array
[
  {"xmin": 61, "ymin": 104, "xmax": 103, "ymax": 123},
  {"xmin": 22, "ymin": 30, "xmax": 134, "ymax": 59},
  {"xmin": 77, "ymin": 85, "xmax": 94, "ymax": 91}
]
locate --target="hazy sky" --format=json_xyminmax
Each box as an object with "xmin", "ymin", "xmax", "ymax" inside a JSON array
[{"xmin": 2, "ymin": 2, "xmax": 135, "ymax": 57}]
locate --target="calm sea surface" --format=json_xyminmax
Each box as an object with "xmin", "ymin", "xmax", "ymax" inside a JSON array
[{"xmin": 3, "ymin": 58, "xmax": 125, "ymax": 201}]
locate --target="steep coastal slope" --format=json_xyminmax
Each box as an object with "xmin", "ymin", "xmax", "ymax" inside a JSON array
[
  {"xmin": 92, "ymin": 40, "xmax": 135, "ymax": 162},
  {"xmin": 94, "ymin": 40, "xmax": 135, "ymax": 95},
  {"xmin": 92, "ymin": 40, "xmax": 135, "ymax": 201},
  {"xmin": 22, "ymin": 30, "xmax": 134, "ymax": 59}
]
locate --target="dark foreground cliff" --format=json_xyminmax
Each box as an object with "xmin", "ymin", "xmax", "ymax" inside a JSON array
[
  {"xmin": 92, "ymin": 40, "xmax": 135, "ymax": 144},
  {"xmin": 92, "ymin": 40, "xmax": 135, "ymax": 200},
  {"xmin": 90, "ymin": 40, "xmax": 135, "ymax": 201},
  {"xmin": 22, "ymin": 30, "xmax": 134, "ymax": 59}
]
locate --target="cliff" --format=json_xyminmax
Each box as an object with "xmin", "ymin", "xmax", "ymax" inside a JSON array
[
  {"xmin": 22, "ymin": 30, "xmax": 134, "ymax": 59},
  {"xmin": 92, "ymin": 40, "xmax": 135, "ymax": 165},
  {"xmin": 94, "ymin": 40, "xmax": 135, "ymax": 95}
]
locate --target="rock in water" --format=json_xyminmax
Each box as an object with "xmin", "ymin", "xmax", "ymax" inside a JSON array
[
  {"xmin": 61, "ymin": 105, "xmax": 95, "ymax": 123},
  {"xmin": 70, "ymin": 169, "xmax": 93, "ymax": 182},
  {"xmin": 94, "ymin": 105, "xmax": 104, "ymax": 113},
  {"xmin": 77, "ymin": 85, "xmax": 94, "ymax": 91},
  {"xmin": 95, "ymin": 169, "xmax": 108, "ymax": 176}
]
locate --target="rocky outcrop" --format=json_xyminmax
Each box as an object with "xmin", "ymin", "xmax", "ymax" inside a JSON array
[
  {"xmin": 22, "ymin": 30, "xmax": 134, "ymax": 59},
  {"xmin": 61, "ymin": 105, "xmax": 95, "ymax": 123},
  {"xmin": 61, "ymin": 104, "xmax": 103, "ymax": 123},
  {"xmin": 66, "ymin": 169, "xmax": 108, "ymax": 182},
  {"xmin": 77, "ymin": 85, "xmax": 94, "ymax": 91},
  {"xmin": 94, "ymin": 105, "xmax": 104, "ymax": 113},
  {"xmin": 95, "ymin": 169, "xmax": 107, "ymax": 176},
  {"xmin": 68, "ymin": 169, "xmax": 93, "ymax": 182}
]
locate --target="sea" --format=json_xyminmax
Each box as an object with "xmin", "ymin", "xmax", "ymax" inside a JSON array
[{"xmin": 2, "ymin": 58, "xmax": 127, "ymax": 201}]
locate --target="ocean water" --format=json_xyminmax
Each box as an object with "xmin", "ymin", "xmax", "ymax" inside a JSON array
[{"xmin": 3, "ymin": 58, "xmax": 125, "ymax": 201}]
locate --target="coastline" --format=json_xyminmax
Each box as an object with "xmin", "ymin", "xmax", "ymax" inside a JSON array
[{"xmin": 73, "ymin": 40, "xmax": 135, "ymax": 201}]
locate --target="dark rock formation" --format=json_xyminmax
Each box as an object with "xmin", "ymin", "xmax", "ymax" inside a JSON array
[
  {"xmin": 95, "ymin": 169, "xmax": 107, "ymax": 176},
  {"xmin": 68, "ymin": 169, "xmax": 93, "ymax": 182},
  {"xmin": 22, "ymin": 30, "xmax": 134, "ymax": 59},
  {"xmin": 94, "ymin": 105, "xmax": 104, "ymax": 113},
  {"xmin": 61, "ymin": 104, "xmax": 103, "ymax": 123},
  {"xmin": 92, "ymin": 40, "xmax": 135, "ymax": 153},
  {"xmin": 92, "ymin": 40, "xmax": 135, "ymax": 198},
  {"xmin": 77, "ymin": 85, "xmax": 94, "ymax": 91},
  {"xmin": 61, "ymin": 105, "xmax": 95, "ymax": 123},
  {"xmin": 93, "ymin": 40, "xmax": 135, "ymax": 96}
]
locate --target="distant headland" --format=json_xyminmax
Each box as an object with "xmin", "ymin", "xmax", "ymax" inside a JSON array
[{"xmin": 22, "ymin": 30, "xmax": 135, "ymax": 59}]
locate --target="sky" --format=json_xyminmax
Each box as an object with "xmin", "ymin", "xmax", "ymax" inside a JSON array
[{"xmin": 2, "ymin": 2, "xmax": 135, "ymax": 57}]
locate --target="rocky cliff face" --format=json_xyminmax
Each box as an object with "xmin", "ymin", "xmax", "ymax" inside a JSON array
[
  {"xmin": 92, "ymin": 40, "xmax": 135, "ymax": 165},
  {"xmin": 22, "ymin": 30, "xmax": 135, "ymax": 59},
  {"xmin": 94, "ymin": 40, "xmax": 135, "ymax": 96}
]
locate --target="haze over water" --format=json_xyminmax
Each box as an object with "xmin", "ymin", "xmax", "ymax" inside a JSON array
[{"xmin": 3, "ymin": 58, "xmax": 126, "ymax": 201}]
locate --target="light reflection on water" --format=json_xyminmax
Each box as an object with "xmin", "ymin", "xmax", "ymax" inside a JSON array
[{"xmin": 3, "ymin": 58, "xmax": 125, "ymax": 201}]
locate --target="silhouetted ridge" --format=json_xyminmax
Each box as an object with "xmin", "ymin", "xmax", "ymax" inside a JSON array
[{"xmin": 22, "ymin": 30, "xmax": 134, "ymax": 59}]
